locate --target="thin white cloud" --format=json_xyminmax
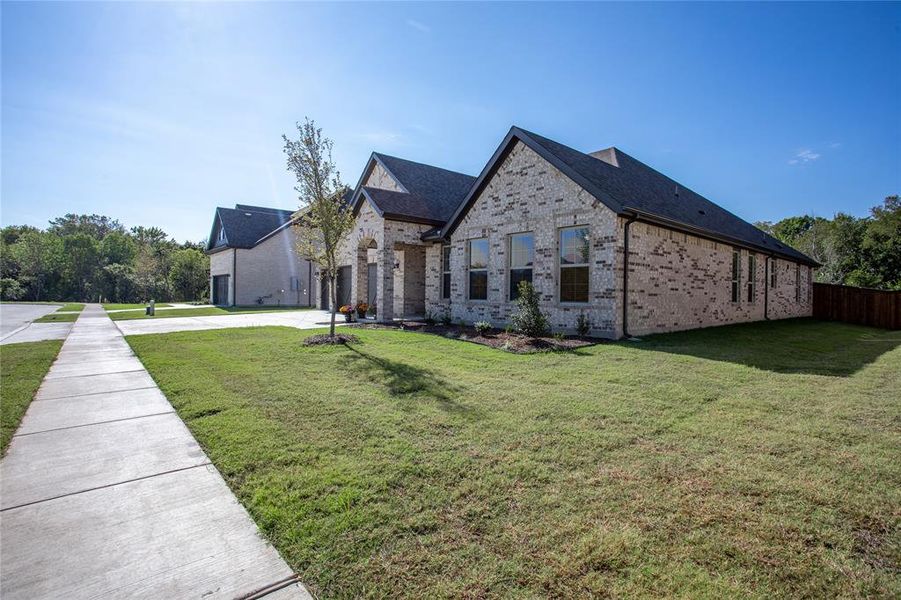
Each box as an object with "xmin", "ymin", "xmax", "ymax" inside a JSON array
[
  {"xmin": 358, "ymin": 131, "xmax": 405, "ymax": 145},
  {"xmin": 788, "ymin": 148, "xmax": 821, "ymax": 165},
  {"xmin": 406, "ymin": 19, "xmax": 431, "ymax": 33},
  {"xmin": 829, "ymin": 142, "xmax": 842, "ymax": 149}
]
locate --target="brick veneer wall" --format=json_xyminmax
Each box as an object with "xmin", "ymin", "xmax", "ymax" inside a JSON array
[
  {"xmin": 424, "ymin": 140, "xmax": 813, "ymax": 338},
  {"xmin": 624, "ymin": 221, "xmax": 812, "ymax": 335},
  {"xmin": 366, "ymin": 162, "xmax": 403, "ymax": 192},
  {"xmin": 427, "ymin": 141, "xmax": 621, "ymax": 337},
  {"xmin": 322, "ymin": 185, "xmax": 431, "ymax": 319},
  {"xmin": 233, "ymin": 226, "xmax": 313, "ymax": 306}
]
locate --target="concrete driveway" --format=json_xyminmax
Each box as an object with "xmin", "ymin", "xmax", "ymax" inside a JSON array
[
  {"xmin": 0, "ymin": 303, "xmax": 71, "ymax": 345},
  {"xmin": 115, "ymin": 308, "xmax": 340, "ymax": 336}
]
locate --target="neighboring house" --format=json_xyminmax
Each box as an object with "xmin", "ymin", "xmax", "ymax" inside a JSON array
[
  {"xmin": 320, "ymin": 126, "xmax": 816, "ymax": 338},
  {"xmin": 205, "ymin": 204, "xmax": 314, "ymax": 306}
]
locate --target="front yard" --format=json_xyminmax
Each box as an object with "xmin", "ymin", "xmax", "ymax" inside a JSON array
[{"xmin": 127, "ymin": 320, "xmax": 900, "ymax": 598}]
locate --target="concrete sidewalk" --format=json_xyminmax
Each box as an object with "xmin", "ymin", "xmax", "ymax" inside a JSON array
[{"xmin": 0, "ymin": 305, "xmax": 310, "ymax": 599}]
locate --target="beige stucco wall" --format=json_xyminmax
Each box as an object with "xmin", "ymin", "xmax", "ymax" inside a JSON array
[{"xmin": 428, "ymin": 140, "xmax": 621, "ymax": 337}]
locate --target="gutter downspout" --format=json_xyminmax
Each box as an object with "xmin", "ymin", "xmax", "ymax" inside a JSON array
[
  {"xmin": 622, "ymin": 213, "xmax": 639, "ymax": 339},
  {"xmin": 764, "ymin": 253, "xmax": 774, "ymax": 320}
]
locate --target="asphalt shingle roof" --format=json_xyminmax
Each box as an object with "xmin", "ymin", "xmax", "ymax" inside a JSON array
[
  {"xmin": 518, "ymin": 128, "xmax": 814, "ymax": 264},
  {"xmin": 357, "ymin": 153, "xmax": 475, "ymax": 224},
  {"xmin": 440, "ymin": 126, "xmax": 815, "ymax": 265},
  {"xmin": 207, "ymin": 205, "xmax": 295, "ymax": 251}
]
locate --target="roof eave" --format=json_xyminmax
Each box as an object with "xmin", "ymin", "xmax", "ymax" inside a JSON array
[
  {"xmin": 382, "ymin": 213, "xmax": 445, "ymax": 227},
  {"xmin": 623, "ymin": 208, "xmax": 820, "ymax": 267}
]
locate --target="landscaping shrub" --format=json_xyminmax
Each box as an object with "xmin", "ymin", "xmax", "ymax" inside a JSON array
[
  {"xmin": 576, "ymin": 312, "xmax": 591, "ymax": 337},
  {"xmin": 511, "ymin": 281, "xmax": 549, "ymax": 338},
  {"xmin": 474, "ymin": 321, "xmax": 492, "ymax": 335}
]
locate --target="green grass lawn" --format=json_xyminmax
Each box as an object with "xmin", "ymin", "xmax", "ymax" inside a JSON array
[
  {"xmin": 110, "ymin": 305, "xmax": 314, "ymax": 321},
  {"xmin": 127, "ymin": 319, "xmax": 901, "ymax": 598},
  {"xmin": 34, "ymin": 303, "xmax": 85, "ymax": 323},
  {"xmin": 0, "ymin": 340, "xmax": 63, "ymax": 454},
  {"xmin": 102, "ymin": 302, "xmax": 172, "ymax": 311}
]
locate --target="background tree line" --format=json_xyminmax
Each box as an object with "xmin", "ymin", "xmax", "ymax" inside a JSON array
[
  {"xmin": 756, "ymin": 195, "xmax": 900, "ymax": 290},
  {"xmin": 0, "ymin": 214, "xmax": 210, "ymax": 302}
]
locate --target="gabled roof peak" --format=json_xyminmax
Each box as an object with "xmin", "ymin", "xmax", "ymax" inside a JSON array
[
  {"xmin": 589, "ymin": 147, "xmax": 620, "ymax": 168},
  {"xmin": 351, "ymin": 152, "xmax": 476, "ymax": 225}
]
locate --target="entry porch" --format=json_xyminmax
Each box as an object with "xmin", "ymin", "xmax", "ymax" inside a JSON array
[{"xmin": 324, "ymin": 238, "xmax": 427, "ymax": 322}]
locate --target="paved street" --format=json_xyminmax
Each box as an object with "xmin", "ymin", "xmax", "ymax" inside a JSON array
[
  {"xmin": 0, "ymin": 305, "xmax": 310, "ymax": 599},
  {"xmin": 0, "ymin": 303, "xmax": 71, "ymax": 345}
]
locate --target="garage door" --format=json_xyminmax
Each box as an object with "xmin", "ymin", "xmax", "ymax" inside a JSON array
[{"xmin": 212, "ymin": 275, "xmax": 229, "ymax": 306}]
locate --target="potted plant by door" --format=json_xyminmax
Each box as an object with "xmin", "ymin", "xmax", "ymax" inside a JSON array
[
  {"xmin": 356, "ymin": 302, "xmax": 369, "ymax": 319},
  {"xmin": 339, "ymin": 304, "xmax": 355, "ymax": 322}
]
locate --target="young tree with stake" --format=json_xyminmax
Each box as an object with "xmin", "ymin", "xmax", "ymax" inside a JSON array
[{"xmin": 283, "ymin": 118, "xmax": 354, "ymax": 338}]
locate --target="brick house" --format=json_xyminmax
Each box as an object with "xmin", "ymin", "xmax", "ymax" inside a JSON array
[
  {"xmin": 205, "ymin": 204, "xmax": 315, "ymax": 306},
  {"xmin": 319, "ymin": 126, "xmax": 816, "ymax": 338}
]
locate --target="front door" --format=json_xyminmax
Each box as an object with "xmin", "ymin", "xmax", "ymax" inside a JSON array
[{"xmin": 212, "ymin": 275, "xmax": 229, "ymax": 306}]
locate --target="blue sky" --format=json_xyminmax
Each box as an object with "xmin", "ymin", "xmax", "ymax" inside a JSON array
[{"xmin": 2, "ymin": 2, "xmax": 898, "ymax": 243}]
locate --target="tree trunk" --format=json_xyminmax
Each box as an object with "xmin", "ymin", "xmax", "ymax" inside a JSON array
[{"xmin": 329, "ymin": 273, "xmax": 337, "ymax": 338}]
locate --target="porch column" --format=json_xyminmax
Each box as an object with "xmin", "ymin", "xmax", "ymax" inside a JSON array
[
  {"xmin": 353, "ymin": 247, "xmax": 367, "ymax": 307},
  {"xmin": 376, "ymin": 246, "xmax": 395, "ymax": 322}
]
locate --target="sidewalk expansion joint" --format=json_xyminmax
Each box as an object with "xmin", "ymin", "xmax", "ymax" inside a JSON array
[
  {"xmin": 32, "ymin": 385, "xmax": 160, "ymax": 402},
  {"xmin": 12, "ymin": 411, "xmax": 176, "ymax": 438},
  {"xmin": 44, "ymin": 368, "xmax": 146, "ymax": 381},
  {"xmin": 0, "ymin": 462, "xmax": 213, "ymax": 513}
]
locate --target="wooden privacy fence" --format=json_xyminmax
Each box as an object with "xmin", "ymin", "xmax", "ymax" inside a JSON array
[{"xmin": 813, "ymin": 283, "xmax": 900, "ymax": 330}]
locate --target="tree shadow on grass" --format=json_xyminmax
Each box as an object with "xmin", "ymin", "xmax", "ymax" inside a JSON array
[
  {"xmin": 627, "ymin": 319, "xmax": 900, "ymax": 377},
  {"xmin": 344, "ymin": 344, "xmax": 482, "ymax": 419}
]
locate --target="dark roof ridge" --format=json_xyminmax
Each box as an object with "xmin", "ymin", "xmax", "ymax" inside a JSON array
[
  {"xmin": 233, "ymin": 203, "xmax": 294, "ymax": 215},
  {"xmin": 371, "ymin": 152, "xmax": 474, "ymax": 179}
]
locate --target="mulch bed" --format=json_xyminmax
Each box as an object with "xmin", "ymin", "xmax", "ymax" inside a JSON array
[
  {"xmin": 303, "ymin": 333, "xmax": 361, "ymax": 346},
  {"xmin": 348, "ymin": 321, "xmax": 601, "ymax": 353}
]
